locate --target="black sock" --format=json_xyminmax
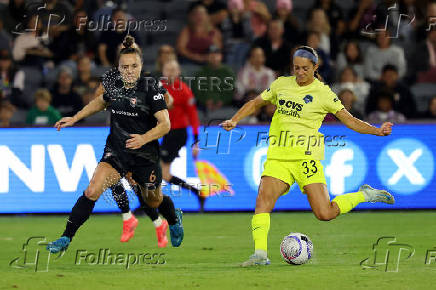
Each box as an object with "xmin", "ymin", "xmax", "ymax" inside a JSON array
[
  {"xmin": 169, "ymin": 176, "xmax": 200, "ymax": 196},
  {"xmin": 111, "ymin": 182, "xmax": 130, "ymax": 213},
  {"xmin": 63, "ymin": 194, "xmax": 96, "ymax": 240},
  {"xmin": 134, "ymin": 185, "xmax": 159, "ymax": 221},
  {"xmin": 158, "ymin": 195, "xmax": 177, "ymax": 225}
]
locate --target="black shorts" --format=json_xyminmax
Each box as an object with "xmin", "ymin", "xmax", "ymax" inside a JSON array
[
  {"xmin": 100, "ymin": 146, "xmax": 162, "ymax": 188},
  {"xmin": 160, "ymin": 128, "xmax": 188, "ymax": 163}
]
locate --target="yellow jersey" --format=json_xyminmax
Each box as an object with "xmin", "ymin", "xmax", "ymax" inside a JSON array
[{"xmin": 260, "ymin": 76, "xmax": 344, "ymax": 161}]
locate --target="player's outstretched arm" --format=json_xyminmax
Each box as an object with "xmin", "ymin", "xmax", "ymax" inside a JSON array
[
  {"xmin": 126, "ymin": 109, "xmax": 171, "ymax": 150},
  {"xmin": 220, "ymin": 95, "xmax": 270, "ymax": 131},
  {"xmin": 54, "ymin": 84, "xmax": 107, "ymax": 131},
  {"xmin": 335, "ymin": 109, "xmax": 393, "ymax": 136}
]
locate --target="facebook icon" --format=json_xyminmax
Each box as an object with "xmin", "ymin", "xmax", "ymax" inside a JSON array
[
  {"xmin": 324, "ymin": 141, "xmax": 367, "ymax": 196},
  {"xmin": 377, "ymin": 139, "xmax": 434, "ymax": 195}
]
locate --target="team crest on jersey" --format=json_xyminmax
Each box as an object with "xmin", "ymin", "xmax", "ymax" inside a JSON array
[
  {"xmin": 303, "ymin": 95, "xmax": 313, "ymax": 104},
  {"xmin": 130, "ymin": 98, "xmax": 137, "ymax": 107}
]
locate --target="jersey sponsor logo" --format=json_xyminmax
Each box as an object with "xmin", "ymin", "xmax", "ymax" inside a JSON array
[
  {"xmin": 277, "ymin": 98, "xmax": 304, "ymax": 118},
  {"xmin": 153, "ymin": 94, "xmax": 163, "ymax": 101},
  {"xmin": 111, "ymin": 109, "xmax": 139, "ymax": 117},
  {"xmin": 303, "ymin": 95, "xmax": 313, "ymax": 104}
]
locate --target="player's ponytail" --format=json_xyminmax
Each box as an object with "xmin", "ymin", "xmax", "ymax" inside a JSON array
[{"xmin": 119, "ymin": 35, "xmax": 142, "ymax": 60}]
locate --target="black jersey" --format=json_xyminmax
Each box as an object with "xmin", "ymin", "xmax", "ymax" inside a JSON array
[{"xmin": 101, "ymin": 68, "xmax": 167, "ymax": 163}]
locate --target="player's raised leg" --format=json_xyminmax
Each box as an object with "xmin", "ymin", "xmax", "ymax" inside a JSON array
[
  {"xmin": 241, "ymin": 176, "xmax": 289, "ymax": 267},
  {"xmin": 305, "ymin": 183, "xmax": 395, "ymax": 220},
  {"xmin": 47, "ymin": 162, "xmax": 121, "ymax": 253}
]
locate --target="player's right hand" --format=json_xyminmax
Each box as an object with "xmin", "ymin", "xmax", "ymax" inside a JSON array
[
  {"xmin": 220, "ymin": 119, "xmax": 237, "ymax": 131},
  {"xmin": 54, "ymin": 117, "xmax": 75, "ymax": 131}
]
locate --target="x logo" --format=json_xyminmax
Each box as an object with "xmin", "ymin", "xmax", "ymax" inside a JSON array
[{"xmin": 387, "ymin": 149, "xmax": 425, "ymax": 185}]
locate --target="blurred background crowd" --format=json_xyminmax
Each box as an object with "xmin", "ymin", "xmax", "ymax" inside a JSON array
[{"xmin": 0, "ymin": 0, "xmax": 435, "ymax": 127}]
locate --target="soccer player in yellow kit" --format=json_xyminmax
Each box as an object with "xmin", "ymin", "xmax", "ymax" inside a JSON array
[{"xmin": 221, "ymin": 46, "xmax": 395, "ymax": 266}]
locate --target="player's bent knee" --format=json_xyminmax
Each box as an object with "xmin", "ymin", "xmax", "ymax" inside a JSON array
[
  {"xmin": 313, "ymin": 210, "xmax": 335, "ymax": 221},
  {"xmin": 84, "ymin": 187, "xmax": 100, "ymax": 201}
]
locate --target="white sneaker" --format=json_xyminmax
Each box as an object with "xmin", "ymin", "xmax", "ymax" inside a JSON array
[
  {"xmin": 240, "ymin": 254, "xmax": 271, "ymax": 267},
  {"xmin": 359, "ymin": 184, "xmax": 395, "ymax": 205}
]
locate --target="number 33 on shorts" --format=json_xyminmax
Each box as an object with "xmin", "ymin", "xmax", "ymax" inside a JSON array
[{"xmin": 302, "ymin": 160, "xmax": 318, "ymax": 178}]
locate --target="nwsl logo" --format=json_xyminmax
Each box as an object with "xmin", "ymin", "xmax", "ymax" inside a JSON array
[{"xmin": 303, "ymin": 95, "xmax": 313, "ymax": 104}]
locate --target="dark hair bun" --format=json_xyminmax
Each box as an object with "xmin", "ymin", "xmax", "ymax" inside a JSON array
[{"xmin": 123, "ymin": 35, "xmax": 135, "ymax": 49}]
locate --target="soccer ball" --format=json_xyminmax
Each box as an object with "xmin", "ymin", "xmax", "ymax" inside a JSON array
[{"xmin": 280, "ymin": 232, "xmax": 313, "ymax": 265}]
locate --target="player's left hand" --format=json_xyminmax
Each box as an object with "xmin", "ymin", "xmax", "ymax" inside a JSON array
[
  {"xmin": 377, "ymin": 122, "xmax": 393, "ymax": 136},
  {"xmin": 126, "ymin": 134, "xmax": 147, "ymax": 149}
]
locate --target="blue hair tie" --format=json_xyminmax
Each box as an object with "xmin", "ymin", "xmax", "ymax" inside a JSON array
[{"xmin": 293, "ymin": 49, "xmax": 318, "ymax": 64}]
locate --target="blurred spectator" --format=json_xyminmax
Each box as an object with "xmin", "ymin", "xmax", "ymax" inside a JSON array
[
  {"xmin": 152, "ymin": 45, "xmax": 176, "ymax": 78},
  {"xmin": 335, "ymin": 40, "xmax": 365, "ymax": 80},
  {"xmin": 0, "ymin": 100, "xmax": 15, "ymax": 127},
  {"xmin": 366, "ymin": 64, "xmax": 416, "ymax": 118},
  {"xmin": 98, "ymin": 8, "xmax": 141, "ymax": 66},
  {"xmin": 177, "ymin": 4, "xmax": 222, "ymax": 65},
  {"xmin": 222, "ymin": 0, "xmax": 253, "ymax": 69},
  {"xmin": 12, "ymin": 15, "xmax": 53, "ymax": 67},
  {"xmin": 246, "ymin": 0, "xmax": 271, "ymax": 38},
  {"xmin": 421, "ymin": 97, "xmax": 436, "ymax": 119},
  {"xmin": 51, "ymin": 66, "xmax": 83, "ymax": 117},
  {"xmin": 26, "ymin": 88, "xmax": 61, "ymax": 126},
  {"xmin": 274, "ymin": 0, "xmax": 300, "ymax": 45},
  {"xmin": 332, "ymin": 66, "xmax": 370, "ymax": 115},
  {"xmin": 364, "ymin": 30, "xmax": 406, "ymax": 81},
  {"xmin": 189, "ymin": 0, "xmax": 228, "ymax": 28},
  {"xmin": 81, "ymin": 87, "xmax": 96, "ymax": 106},
  {"xmin": 73, "ymin": 56, "xmax": 93, "ymax": 97},
  {"xmin": 0, "ymin": 18, "xmax": 12, "ymax": 52},
  {"xmin": 235, "ymin": 47, "xmax": 275, "ymax": 106},
  {"xmin": 313, "ymin": 0, "xmax": 345, "ymax": 44},
  {"xmin": 408, "ymin": 29, "xmax": 436, "ymax": 83},
  {"xmin": 1, "ymin": 0, "xmax": 27, "ymax": 35},
  {"xmin": 253, "ymin": 18, "xmax": 291, "ymax": 76},
  {"xmin": 397, "ymin": 0, "xmax": 422, "ymax": 44},
  {"xmin": 367, "ymin": 91, "xmax": 406, "ymax": 123},
  {"xmin": 413, "ymin": 0, "xmax": 435, "ymax": 43},
  {"xmin": 192, "ymin": 45, "xmax": 235, "ymax": 111},
  {"xmin": 35, "ymin": 0, "xmax": 73, "ymax": 28},
  {"xmin": 347, "ymin": 0, "xmax": 377, "ymax": 39},
  {"xmin": 0, "ymin": 50, "xmax": 26, "ymax": 108},
  {"xmin": 50, "ymin": 10, "xmax": 97, "ymax": 63},
  {"xmin": 338, "ymin": 88, "xmax": 364, "ymax": 119},
  {"xmin": 305, "ymin": 8, "xmax": 331, "ymax": 55},
  {"xmin": 306, "ymin": 31, "xmax": 332, "ymax": 84}
]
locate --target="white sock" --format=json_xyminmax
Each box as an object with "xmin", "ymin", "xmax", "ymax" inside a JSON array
[
  {"xmin": 122, "ymin": 211, "xmax": 132, "ymax": 221},
  {"xmin": 153, "ymin": 216, "xmax": 163, "ymax": 228},
  {"xmin": 254, "ymin": 249, "xmax": 268, "ymax": 259}
]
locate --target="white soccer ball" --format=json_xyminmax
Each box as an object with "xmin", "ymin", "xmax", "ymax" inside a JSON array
[{"xmin": 280, "ymin": 232, "xmax": 313, "ymax": 265}]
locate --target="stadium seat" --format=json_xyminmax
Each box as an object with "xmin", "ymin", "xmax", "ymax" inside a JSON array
[
  {"xmin": 20, "ymin": 66, "xmax": 43, "ymax": 108},
  {"xmin": 10, "ymin": 109, "xmax": 28, "ymax": 125},
  {"xmin": 410, "ymin": 83, "xmax": 436, "ymax": 113}
]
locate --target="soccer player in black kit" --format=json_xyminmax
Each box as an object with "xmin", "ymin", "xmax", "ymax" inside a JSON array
[{"xmin": 46, "ymin": 36, "xmax": 184, "ymax": 253}]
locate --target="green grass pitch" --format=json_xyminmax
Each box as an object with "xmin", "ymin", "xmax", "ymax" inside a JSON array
[{"xmin": 1, "ymin": 212, "xmax": 436, "ymax": 290}]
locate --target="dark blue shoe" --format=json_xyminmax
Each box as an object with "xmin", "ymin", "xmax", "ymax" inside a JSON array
[
  {"xmin": 46, "ymin": 236, "xmax": 70, "ymax": 253},
  {"xmin": 169, "ymin": 209, "xmax": 184, "ymax": 247}
]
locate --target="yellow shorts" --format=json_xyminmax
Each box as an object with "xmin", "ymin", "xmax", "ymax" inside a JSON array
[{"xmin": 261, "ymin": 159, "xmax": 326, "ymax": 194}]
